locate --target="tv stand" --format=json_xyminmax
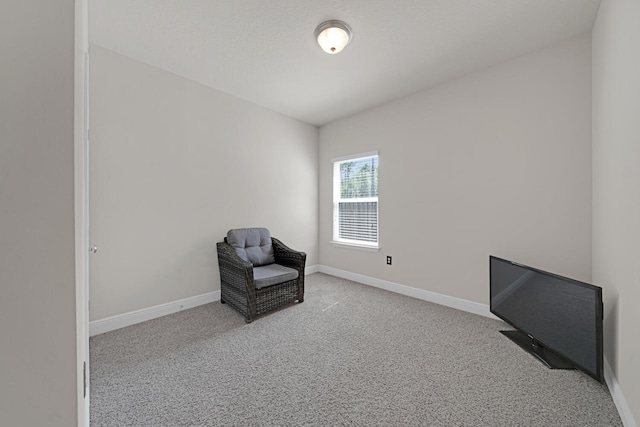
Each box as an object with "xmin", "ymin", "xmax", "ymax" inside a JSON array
[{"xmin": 500, "ymin": 330, "xmax": 575, "ymax": 370}]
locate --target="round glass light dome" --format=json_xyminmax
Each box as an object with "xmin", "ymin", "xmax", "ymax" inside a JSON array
[{"xmin": 314, "ymin": 20, "xmax": 352, "ymax": 54}]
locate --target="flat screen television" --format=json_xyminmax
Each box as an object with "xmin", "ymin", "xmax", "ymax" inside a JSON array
[{"xmin": 489, "ymin": 255, "xmax": 604, "ymax": 383}]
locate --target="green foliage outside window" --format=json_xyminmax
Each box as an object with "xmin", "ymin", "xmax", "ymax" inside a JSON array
[{"xmin": 340, "ymin": 157, "xmax": 378, "ymax": 199}]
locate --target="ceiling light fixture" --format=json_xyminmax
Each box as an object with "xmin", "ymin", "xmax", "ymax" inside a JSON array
[{"xmin": 314, "ymin": 20, "xmax": 352, "ymax": 54}]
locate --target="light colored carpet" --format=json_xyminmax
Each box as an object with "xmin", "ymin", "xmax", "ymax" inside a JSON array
[{"xmin": 90, "ymin": 273, "xmax": 622, "ymax": 426}]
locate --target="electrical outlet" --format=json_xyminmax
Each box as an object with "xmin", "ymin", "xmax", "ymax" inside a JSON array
[{"xmin": 386, "ymin": 256, "xmax": 392, "ymax": 265}]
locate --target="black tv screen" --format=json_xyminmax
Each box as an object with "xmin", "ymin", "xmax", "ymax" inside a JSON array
[{"xmin": 490, "ymin": 256, "xmax": 604, "ymax": 383}]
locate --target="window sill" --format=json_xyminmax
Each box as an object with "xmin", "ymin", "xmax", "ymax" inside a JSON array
[{"xmin": 330, "ymin": 241, "xmax": 380, "ymax": 252}]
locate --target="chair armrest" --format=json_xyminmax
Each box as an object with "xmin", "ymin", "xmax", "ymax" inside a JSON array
[
  {"xmin": 272, "ymin": 238, "xmax": 306, "ymax": 273},
  {"xmin": 217, "ymin": 241, "xmax": 254, "ymax": 289}
]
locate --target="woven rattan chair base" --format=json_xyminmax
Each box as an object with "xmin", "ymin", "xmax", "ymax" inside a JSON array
[{"xmin": 221, "ymin": 279, "xmax": 301, "ymax": 322}]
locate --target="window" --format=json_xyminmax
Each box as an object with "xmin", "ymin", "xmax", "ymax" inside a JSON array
[{"xmin": 332, "ymin": 152, "xmax": 379, "ymax": 249}]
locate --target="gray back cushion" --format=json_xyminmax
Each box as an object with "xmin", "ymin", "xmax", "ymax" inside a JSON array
[{"xmin": 226, "ymin": 228, "xmax": 275, "ymax": 266}]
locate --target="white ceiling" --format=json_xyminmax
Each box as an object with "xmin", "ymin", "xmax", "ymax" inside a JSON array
[{"xmin": 90, "ymin": 0, "xmax": 601, "ymax": 127}]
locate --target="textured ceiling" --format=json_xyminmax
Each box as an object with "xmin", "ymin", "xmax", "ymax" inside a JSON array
[{"xmin": 90, "ymin": 0, "xmax": 601, "ymax": 126}]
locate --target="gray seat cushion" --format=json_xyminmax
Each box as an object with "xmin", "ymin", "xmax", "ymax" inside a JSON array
[
  {"xmin": 226, "ymin": 228, "xmax": 275, "ymax": 267},
  {"xmin": 253, "ymin": 264, "xmax": 299, "ymax": 289}
]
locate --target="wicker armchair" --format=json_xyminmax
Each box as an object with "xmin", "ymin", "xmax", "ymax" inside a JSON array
[{"xmin": 217, "ymin": 228, "xmax": 306, "ymax": 323}]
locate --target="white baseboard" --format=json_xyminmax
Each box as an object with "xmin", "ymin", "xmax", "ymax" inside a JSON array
[
  {"xmin": 305, "ymin": 264, "xmax": 320, "ymax": 275},
  {"xmin": 89, "ymin": 291, "xmax": 220, "ymax": 337},
  {"xmin": 90, "ymin": 269, "xmax": 320, "ymax": 337},
  {"xmin": 604, "ymin": 357, "xmax": 638, "ymax": 427},
  {"xmin": 317, "ymin": 265, "xmax": 500, "ymax": 320}
]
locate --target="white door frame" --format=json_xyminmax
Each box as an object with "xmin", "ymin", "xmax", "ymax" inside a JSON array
[{"xmin": 74, "ymin": 0, "xmax": 90, "ymax": 425}]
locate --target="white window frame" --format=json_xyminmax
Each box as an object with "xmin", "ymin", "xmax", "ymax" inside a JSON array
[{"xmin": 331, "ymin": 151, "xmax": 380, "ymax": 251}]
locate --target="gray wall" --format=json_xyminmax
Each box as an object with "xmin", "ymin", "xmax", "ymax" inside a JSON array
[
  {"xmin": 89, "ymin": 46, "xmax": 318, "ymax": 320},
  {"xmin": 0, "ymin": 2, "xmax": 78, "ymax": 426},
  {"xmin": 593, "ymin": 0, "xmax": 640, "ymax": 422},
  {"xmin": 319, "ymin": 34, "xmax": 592, "ymax": 305}
]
